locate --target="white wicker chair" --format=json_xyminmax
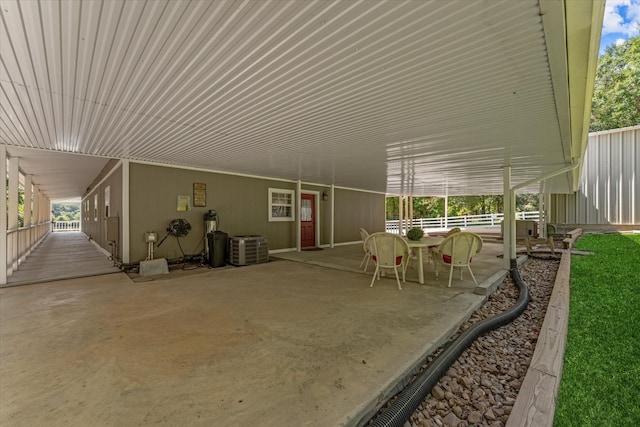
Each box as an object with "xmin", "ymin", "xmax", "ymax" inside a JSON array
[
  {"xmin": 364, "ymin": 232, "xmax": 411, "ymax": 290},
  {"xmin": 430, "ymin": 232, "xmax": 483, "ymax": 287}
]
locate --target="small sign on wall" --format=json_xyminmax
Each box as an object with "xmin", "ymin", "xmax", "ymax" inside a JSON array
[
  {"xmin": 177, "ymin": 195, "xmax": 191, "ymax": 211},
  {"xmin": 193, "ymin": 182, "xmax": 206, "ymax": 207}
]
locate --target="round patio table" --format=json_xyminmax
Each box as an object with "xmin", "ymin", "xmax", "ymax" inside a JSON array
[{"xmin": 405, "ymin": 236, "xmax": 444, "ymax": 284}]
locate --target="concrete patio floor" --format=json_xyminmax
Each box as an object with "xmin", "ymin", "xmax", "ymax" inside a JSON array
[{"xmin": 0, "ymin": 237, "xmax": 509, "ymax": 427}]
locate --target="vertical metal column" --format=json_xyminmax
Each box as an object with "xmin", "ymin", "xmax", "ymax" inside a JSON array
[
  {"xmin": 538, "ymin": 192, "xmax": 546, "ymax": 238},
  {"xmin": 503, "ymin": 166, "xmax": 515, "ymax": 269},
  {"xmin": 1, "ymin": 146, "xmax": 7, "ymax": 285},
  {"xmin": 33, "ymin": 184, "xmax": 40, "ymax": 247},
  {"xmin": 444, "ymin": 195, "xmax": 449, "ymax": 229},
  {"xmin": 296, "ymin": 180, "xmax": 301, "ymax": 252},
  {"xmin": 398, "ymin": 195, "xmax": 404, "ymax": 236},
  {"xmin": 409, "ymin": 196, "xmax": 414, "ymax": 228},
  {"xmin": 23, "ymin": 175, "xmax": 32, "ymax": 260},
  {"xmin": 122, "ymin": 160, "xmax": 130, "ymax": 263},
  {"xmin": 8, "ymin": 156, "xmax": 19, "ymax": 273},
  {"xmin": 330, "ymin": 184, "xmax": 335, "ymax": 248}
]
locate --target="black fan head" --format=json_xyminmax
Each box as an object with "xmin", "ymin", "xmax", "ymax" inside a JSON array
[{"xmin": 167, "ymin": 219, "xmax": 191, "ymax": 237}]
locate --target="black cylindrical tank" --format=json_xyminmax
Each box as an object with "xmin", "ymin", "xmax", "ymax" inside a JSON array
[{"xmin": 207, "ymin": 230, "xmax": 228, "ymax": 267}]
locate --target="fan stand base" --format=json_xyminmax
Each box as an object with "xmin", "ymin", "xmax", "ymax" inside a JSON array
[{"xmin": 139, "ymin": 258, "xmax": 169, "ymax": 276}]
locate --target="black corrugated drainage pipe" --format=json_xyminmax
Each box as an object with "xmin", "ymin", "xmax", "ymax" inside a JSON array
[{"xmin": 367, "ymin": 260, "xmax": 530, "ymax": 427}]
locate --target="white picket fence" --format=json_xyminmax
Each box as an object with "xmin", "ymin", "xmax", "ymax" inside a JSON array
[{"xmin": 385, "ymin": 211, "xmax": 540, "ymax": 233}]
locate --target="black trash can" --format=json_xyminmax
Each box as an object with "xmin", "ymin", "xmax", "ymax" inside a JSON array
[{"xmin": 207, "ymin": 230, "xmax": 228, "ymax": 268}]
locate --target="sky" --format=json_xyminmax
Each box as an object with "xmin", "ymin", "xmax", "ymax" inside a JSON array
[{"xmin": 600, "ymin": 0, "xmax": 640, "ymax": 54}]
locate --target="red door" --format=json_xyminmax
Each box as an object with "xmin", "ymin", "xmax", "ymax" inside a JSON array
[{"xmin": 300, "ymin": 194, "xmax": 316, "ymax": 248}]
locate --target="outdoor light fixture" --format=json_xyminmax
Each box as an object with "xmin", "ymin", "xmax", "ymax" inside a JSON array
[{"xmin": 322, "ymin": 192, "xmax": 329, "ymax": 201}]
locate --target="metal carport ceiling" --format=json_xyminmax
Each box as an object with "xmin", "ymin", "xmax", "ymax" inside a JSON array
[{"xmin": 0, "ymin": 0, "xmax": 604, "ymax": 200}]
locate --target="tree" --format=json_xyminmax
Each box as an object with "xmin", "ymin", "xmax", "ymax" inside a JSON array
[
  {"xmin": 414, "ymin": 197, "xmax": 443, "ymax": 218},
  {"xmin": 590, "ymin": 36, "xmax": 640, "ymax": 132},
  {"xmin": 386, "ymin": 197, "xmax": 399, "ymax": 220},
  {"xmin": 385, "ymin": 194, "xmax": 537, "ymax": 220},
  {"xmin": 51, "ymin": 203, "xmax": 81, "ymax": 222},
  {"xmin": 5, "ymin": 179, "xmax": 25, "ymax": 227}
]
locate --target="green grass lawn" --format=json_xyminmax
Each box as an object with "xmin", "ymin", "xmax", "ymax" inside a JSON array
[{"xmin": 554, "ymin": 233, "xmax": 640, "ymax": 426}]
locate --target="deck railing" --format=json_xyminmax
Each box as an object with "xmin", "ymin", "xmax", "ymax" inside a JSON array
[
  {"xmin": 385, "ymin": 211, "xmax": 540, "ymax": 233},
  {"xmin": 52, "ymin": 220, "xmax": 81, "ymax": 232},
  {"xmin": 5, "ymin": 222, "xmax": 50, "ymax": 278},
  {"xmin": 6, "ymin": 221, "xmax": 77, "ymax": 279}
]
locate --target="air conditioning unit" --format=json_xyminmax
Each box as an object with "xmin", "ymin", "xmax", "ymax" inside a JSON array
[
  {"xmin": 515, "ymin": 220, "xmax": 539, "ymax": 238},
  {"xmin": 229, "ymin": 235, "xmax": 269, "ymax": 266},
  {"xmin": 500, "ymin": 220, "xmax": 539, "ymax": 239}
]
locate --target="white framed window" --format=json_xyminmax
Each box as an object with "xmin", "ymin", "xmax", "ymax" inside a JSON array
[
  {"xmin": 269, "ymin": 188, "xmax": 295, "ymax": 221},
  {"xmin": 104, "ymin": 186, "xmax": 110, "ymax": 218},
  {"xmin": 94, "ymin": 194, "xmax": 99, "ymax": 222}
]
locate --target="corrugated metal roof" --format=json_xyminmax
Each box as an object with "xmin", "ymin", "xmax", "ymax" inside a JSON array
[{"xmin": 0, "ymin": 0, "xmax": 604, "ymax": 199}]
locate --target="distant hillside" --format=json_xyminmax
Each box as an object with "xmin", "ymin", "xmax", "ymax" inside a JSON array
[{"xmin": 52, "ymin": 202, "xmax": 80, "ymax": 221}]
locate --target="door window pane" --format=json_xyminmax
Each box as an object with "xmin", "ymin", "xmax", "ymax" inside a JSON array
[{"xmin": 301, "ymin": 199, "xmax": 312, "ymax": 221}]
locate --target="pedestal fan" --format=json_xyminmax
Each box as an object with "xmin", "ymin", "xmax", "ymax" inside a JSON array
[{"xmin": 157, "ymin": 219, "xmax": 192, "ymax": 259}]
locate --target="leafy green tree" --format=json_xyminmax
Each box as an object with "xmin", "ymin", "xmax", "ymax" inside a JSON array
[
  {"xmin": 386, "ymin": 197, "xmax": 399, "ymax": 220},
  {"xmin": 386, "ymin": 194, "xmax": 537, "ymax": 220},
  {"xmin": 5, "ymin": 179, "xmax": 25, "ymax": 227},
  {"xmin": 51, "ymin": 202, "xmax": 80, "ymax": 222},
  {"xmin": 414, "ymin": 197, "xmax": 443, "ymax": 218},
  {"xmin": 17, "ymin": 187, "xmax": 24, "ymax": 227},
  {"xmin": 590, "ymin": 36, "xmax": 640, "ymax": 131},
  {"xmin": 516, "ymin": 194, "xmax": 538, "ymax": 211}
]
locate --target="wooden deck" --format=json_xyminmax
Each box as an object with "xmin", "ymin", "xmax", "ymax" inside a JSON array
[{"xmin": 4, "ymin": 232, "xmax": 121, "ymax": 287}]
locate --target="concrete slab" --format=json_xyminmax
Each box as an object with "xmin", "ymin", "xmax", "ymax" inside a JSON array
[
  {"xmin": 274, "ymin": 240, "xmax": 508, "ymax": 294},
  {"xmin": 0, "ymin": 241, "xmax": 508, "ymax": 427}
]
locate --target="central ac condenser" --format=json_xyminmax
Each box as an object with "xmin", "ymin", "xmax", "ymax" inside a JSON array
[{"xmin": 229, "ymin": 235, "xmax": 269, "ymax": 266}]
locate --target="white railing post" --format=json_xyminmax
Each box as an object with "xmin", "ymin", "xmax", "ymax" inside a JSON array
[{"xmin": 52, "ymin": 220, "xmax": 81, "ymax": 232}]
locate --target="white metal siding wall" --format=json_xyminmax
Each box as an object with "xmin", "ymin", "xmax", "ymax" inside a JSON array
[{"xmin": 551, "ymin": 126, "xmax": 639, "ymax": 225}]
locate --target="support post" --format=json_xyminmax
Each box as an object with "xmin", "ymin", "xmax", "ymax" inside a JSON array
[
  {"xmin": 44, "ymin": 196, "xmax": 51, "ymax": 232},
  {"xmin": 122, "ymin": 160, "xmax": 130, "ymax": 263},
  {"xmin": 1, "ymin": 146, "xmax": 7, "ymax": 284},
  {"xmin": 8, "ymin": 156, "xmax": 19, "ymax": 273},
  {"xmin": 296, "ymin": 180, "xmax": 302, "ymax": 252},
  {"xmin": 33, "ymin": 185, "xmax": 40, "ymax": 246},
  {"xmin": 503, "ymin": 166, "xmax": 515, "ymax": 269},
  {"xmin": 538, "ymin": 193, "xmax": 546, "ymax": 238},
  {"xmin": 330, "ymin": 184, "xmax": 335, "ymax": 248},
  {"xmin": 398, "ymin": 195, "xmax": 404, "ymax": 236},
  {"xmin": 409, "ymin": 196, "xmax": 413, "ymax": 229},
  {"xmin": 23, "ymin": 175, "xmax": 32, "ymax": 259},
  {"xmin": 444, "ymin": 195, "xmax": 449, "ymax": 229},
  {"xmin": 24, "ymin": 175, "xmax": 32, "ymax": 229}
]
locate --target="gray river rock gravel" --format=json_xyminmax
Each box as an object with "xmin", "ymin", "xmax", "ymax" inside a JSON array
[{"xmin": 392, "ymin": 256, "xmax": 559, "ymax": 427}]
